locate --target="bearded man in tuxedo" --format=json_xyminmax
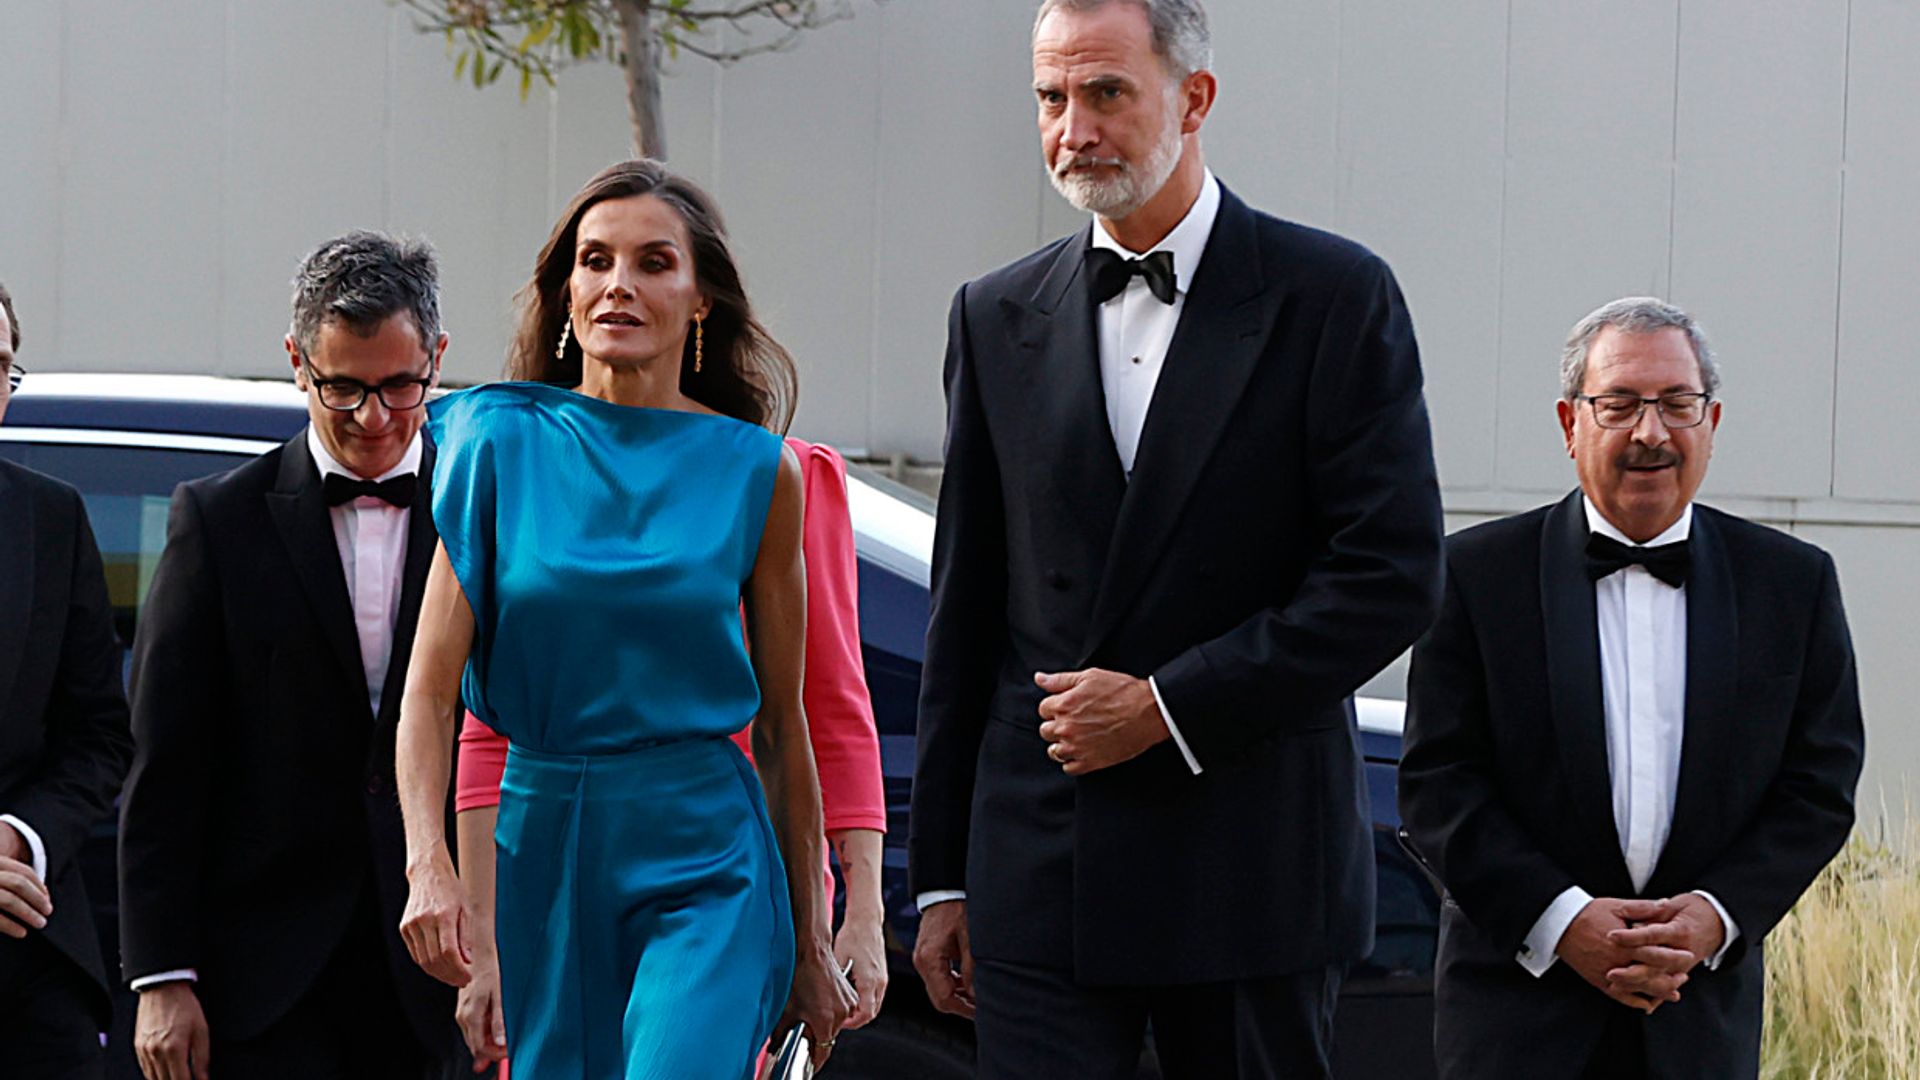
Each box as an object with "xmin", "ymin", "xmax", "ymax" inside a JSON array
[
  {"xmin": 1400, "ymin": 297, "xmax": 1865, "ymax": 1079},
  {"xmin": 908, "ymin": 2, "xmax": 1445, "ymax": 1075}
]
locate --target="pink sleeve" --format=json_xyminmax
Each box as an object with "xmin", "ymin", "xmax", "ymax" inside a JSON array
[
  {"xmin": 455, "ymin": 711, "xmax": 508, "ymax": 813},
  {"xmin": 790, "ymin": 439, "xmax": 888, "ymax": 834}
]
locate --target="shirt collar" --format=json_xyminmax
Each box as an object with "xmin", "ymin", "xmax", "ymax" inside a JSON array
[
  {"xmin": 1583, "ymin": 495, "xmax": 1692, "ymax": 547},
  {"xmin": 307, "ymin": 425, "xmax": 423, "ymax": 485},
  {"xmin": 1089, "ymin": 169, "xmax": 1221, "ymax": 300}
]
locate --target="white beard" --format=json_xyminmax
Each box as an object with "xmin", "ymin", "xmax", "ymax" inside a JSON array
[{"xmin": 1048, "ymin": 114, "xmax": 1184, "ymax": 220}]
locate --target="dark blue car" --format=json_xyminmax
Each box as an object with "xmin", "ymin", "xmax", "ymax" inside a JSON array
[{"xmin": 2, "ymin": 373, "xmax": 1438, "ymax": 1078}]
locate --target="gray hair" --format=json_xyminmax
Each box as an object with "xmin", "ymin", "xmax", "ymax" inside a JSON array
[
  {"xmin": 290, "ymin": 231, "xmax": 442, "ymax": 360},
  {"xmin": 1035, "ymin": 0, "xmax": 1213, "ymax": 78},
  {"xmin": 1560, "ymin": 296, "xmax": 1719, "ymax": 401},
  {"xmin": 0, "ymin": 281, "xmax": 17, "ymax": 351}
]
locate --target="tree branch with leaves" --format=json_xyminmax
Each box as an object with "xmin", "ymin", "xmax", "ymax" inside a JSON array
[{"xmin": 398, "ymin": 0, "xmax": 865, "ymax": 160}]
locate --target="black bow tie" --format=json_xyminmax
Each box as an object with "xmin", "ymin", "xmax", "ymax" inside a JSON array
[
  {"xmin": 1586, "ymin": 532, "xmax": 1690, "ymax": 588},
  {"xmin": 1086, "ymin": 247, "xmax": 1177, "ymax": 305},
  {"xmin": 323, "ymin": 472, "xmax": 417, "ymax": 508}
]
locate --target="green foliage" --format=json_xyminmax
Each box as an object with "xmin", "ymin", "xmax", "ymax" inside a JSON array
[{"xmin": 399, "ymin": 0, "xmax": 857, "ymax": 102}]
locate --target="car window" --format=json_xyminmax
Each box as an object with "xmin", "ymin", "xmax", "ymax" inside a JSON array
[{"xmin": 0, "ymin": 441, "xmax": 249, "ymax": 649}]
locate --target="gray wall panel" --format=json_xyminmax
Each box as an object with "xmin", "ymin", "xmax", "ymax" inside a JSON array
[
  {"xmin": 1203, "ymin": 0, "xmax": 1341, "ymax": 231},
  {"xmin": 0, "ymin": 1, "xmax": 66, "ymax": 364},
  {"xmin": 1333, "ymin": 2, "xmax": 1506, "ymax": 491},
  {"xmin": 702, "ymin": 15, "xmax": 882, "ymax": 446},
  {"xmin": 868, "ymin": 0, "xmax": 1039, "ymax": 459},
  {"xmin": 221, "ymin": 1, "xmax": 390, "ymax": 373},
  {"xmin": 1670, "ymin": 0, "xmax": 1845, "ymax": 500},
  {"xmin": 1833, "ymin": 0, "xmax": 1920, "ymax": 503},
  {"xmin": 1792, "ymin": 522, "xmax": 1919, "ymax": 824},
  {"xmin": 1495, "ymin": 0, "xmax": 1678, "ymax": 495},
  {"xmin": 386, "ymin": 11, "xmax": 554, "ymax": 383},
  {"xmin": 59, "ymin": 1, "xmax": 227, "ymax": 371}
]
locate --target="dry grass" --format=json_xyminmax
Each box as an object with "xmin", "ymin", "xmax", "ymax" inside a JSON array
[{"xmin": 1761, "ymin": 808, "xmax": 1920, "ymax": 1080}]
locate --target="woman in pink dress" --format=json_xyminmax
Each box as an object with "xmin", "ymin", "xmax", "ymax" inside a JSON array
[{"xmin": 450, "ymin": 438, "xmax": 889, "ymax": 1073}]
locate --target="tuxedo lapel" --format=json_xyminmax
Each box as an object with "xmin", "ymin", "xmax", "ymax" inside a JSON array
[
  {"xmin": 1652, "ymin": 509, "xmax": 1737, "ymax": 890},
  {"xmin": 0, "ymin": 467, "xmax": 34, "ymax": 716},
  {"xmin": 266, "ymin": 433, "xmax": 370, "ymax": 715},
  {"xmin": 1080, "ymin": 189, "xmax": 1270, "ymax": 660},
  {"xmin": 1009, "ymin": 225, "xmax": 1128, "ymax": 551},
  {"xmin": 376, "ymin": 445, "xmax": 437, "ymax": 732},
  {"xmin": 1539, "ymin": 491, "xmax": 1633, "ymax": 893}
]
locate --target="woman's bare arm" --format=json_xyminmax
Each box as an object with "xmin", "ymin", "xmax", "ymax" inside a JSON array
[
  {"xmin": 395, "ymin": 541, "xmax": 476, "ymax": 987},
  {"xmin": 746, "ymin": 445, "xmax": 854, "ymax": 1060}
]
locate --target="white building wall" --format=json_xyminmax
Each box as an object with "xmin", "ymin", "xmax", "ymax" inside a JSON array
[{"xmin": 2, "ymin": 0, "xmax": 1914, "ymax": 813}]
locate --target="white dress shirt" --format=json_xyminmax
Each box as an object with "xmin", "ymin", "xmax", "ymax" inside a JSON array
[
  {"xmin": 1090, "ymin": 172, "xmax": 1220, "ymax": 781},
  {"xmin": 915, "ymin": 176, "xmax": 1223, "ymax": 914},
  {"xmin": 0, "ymin": 814, "xmax": 47, "ymax": 881},
  {"xmin": 1516, "ymin": 499, "xmax": 1739, "ymax": 977},
  {"xmin": 131, "ymin": 428, "xmax": 423, "ymax": 991},
  {"xmin": 308, "ymin": 427, "xmax": 422, "ymax": 719}
]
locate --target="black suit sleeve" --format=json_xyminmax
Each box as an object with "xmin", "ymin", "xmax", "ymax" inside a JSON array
[
  {"xmin": 8, "ymin": 487, "xmax": 132, "ymax": 883},
  {"xmin": 1399, "ymin": 560, "xmax": 1581, "ymax": 953},
  {"xmin": 1694, "ymin": 553, "xmax": 1863, "ymax": 964},
  {"xmin": 118, "ymin": 483, "xmax": 224, "ymax": 979},
  {"xmin": 908, "ymin": 283, "xmax": 1009, "ymax": 897},
  {"xmin": 1153, "ymin": 253, "xmax": 1444, "ymax": 763}
]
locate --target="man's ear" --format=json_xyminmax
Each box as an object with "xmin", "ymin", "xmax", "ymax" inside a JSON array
[
  {"xmin": 1555, "ymin": 398, "xmax": 1577, "ymax": 458},
  {"xmin": 286, "ymin": 334, "xmax": 307, "ymax": 389},
  {"xmin": 1180, "ymin": 70, "xmax": 1218, "ymax": 135},
  {"xmin": 430, "ymin": 332, "xmax": 449, "ymax": 384}
]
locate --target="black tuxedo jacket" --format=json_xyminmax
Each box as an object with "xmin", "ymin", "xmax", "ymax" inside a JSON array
[
  {"xmin": 118, "ymin": 432, "xmax": 454, "ymax": 1047},
  {"xmin": 909, "ymin": 184, "xmax": 1444, "ymax": 984},
  {"xmin": 1399, "ymin": 491, "xmax": 1865, "ymax": 1078},
  {"xmin": 0, "ymin": 459, "xmax": 133, "ymax": 1024}
]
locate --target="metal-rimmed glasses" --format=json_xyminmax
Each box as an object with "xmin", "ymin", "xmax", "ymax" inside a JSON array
[
  {"xmin": 1575, "ymin": 392, "xmax": 1713, "ymax": 430},
  {"xmin": 3, "ymin": 362, "xmax": 21, "ymax": 394}
]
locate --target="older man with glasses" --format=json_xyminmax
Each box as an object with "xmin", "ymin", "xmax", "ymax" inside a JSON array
[
  {"xmin": 117, "ymin": 234, "xmax": 470, "ymax": 1080},
  {"xmin": 1400, "ymin": 297, "xmax": 1866, "ymax": 1080},
  {"xmin": 0, "ymin": 280, "xmax": 136, "ymax": 1079}
]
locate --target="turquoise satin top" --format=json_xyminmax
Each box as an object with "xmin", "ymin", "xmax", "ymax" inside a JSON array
[{"xmin": 427, "ymin": 382, "xmax": 782, "ymax": 755}]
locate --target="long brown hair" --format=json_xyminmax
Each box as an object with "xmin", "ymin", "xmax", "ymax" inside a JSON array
[{"xmin": 507, "ymin": 160, "xmax": 796, "ymax": 432}]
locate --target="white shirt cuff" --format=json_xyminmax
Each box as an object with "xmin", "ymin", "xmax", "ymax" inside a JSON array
[
  {"xmin": 1518, "ymin": 885, "xmax": 1594, "ymax": 977},
  {"xmin": 1148, "ymin": 677, "xmax": 1202, "ymax": 775},
  {"xmin": 131, "ymin": 969, "xmax": 199, "ymax": 992},
  {"xmin": 0, "ymin": 814, "xmax": 48, "ymax": 881},
  {"xmin": 915, "ymin": 890, "xmax": 966, "ymax": 913},
  {"xmin": 1689, "ymin": 890, "xmax": 1740, "ymax": 969}
]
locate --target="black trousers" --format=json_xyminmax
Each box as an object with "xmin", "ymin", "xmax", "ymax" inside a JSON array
[
  {"xmin": 973, "ymin": 957, "xmax": 1344, "ymax": 1079},
  {"xmin": 209, "ymin": 901, "xmax": 470, "ymax": 1080},
  {"xmin": 0, "ymin": 932, "xmax": 106, "ymax": 1080},
  {"xmin": 1581, "ymin": 1006, "xmax": 1648, "ymax": 1080}
]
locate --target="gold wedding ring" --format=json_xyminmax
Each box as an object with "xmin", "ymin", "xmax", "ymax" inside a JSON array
[{"xmin": 1047, "ymin": 743, "xmax": 1068, "ymax": 763}]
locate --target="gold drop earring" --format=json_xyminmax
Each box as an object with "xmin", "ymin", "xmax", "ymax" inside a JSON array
[
  {"xmin": 555, "ymin": 310, "xmax": 572, "ymax": 360},
  {"xmin": 693, "ymin": 312, "xmax": 704, "ymax": 373}
]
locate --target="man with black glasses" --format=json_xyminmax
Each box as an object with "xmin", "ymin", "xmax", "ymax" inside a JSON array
[
  {"xmin": 119, "ymin": 234, "xmax": 467, "ymax": 1079},
  {"xmin": 0, "ymin": 281, "xmax": 135, "ymax": 1079},
  {"xmin": 1400, "ymin": 297, "xmax": 1865, "ymax": 1079}
]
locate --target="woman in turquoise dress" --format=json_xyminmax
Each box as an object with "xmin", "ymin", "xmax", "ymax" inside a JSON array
[{"xmin": 392, "ymin": 160, "xmax": 855, "ymax": 1079}]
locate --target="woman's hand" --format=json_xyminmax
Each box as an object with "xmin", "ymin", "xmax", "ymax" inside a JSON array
[
  {"xmin": 833, "ymin": 909, "xmax": 888, "ymax": 1029},
  {"xmin": 400, "ymin": 849, "xmax": 472, "ymax": 987},
  {"xmin": 780, "ymin": 943, "xmax": 858, "ymax": 1070},
  {"xmin": 455, "ymin": 935, "xmax": 509, "ymax": 1070}
]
